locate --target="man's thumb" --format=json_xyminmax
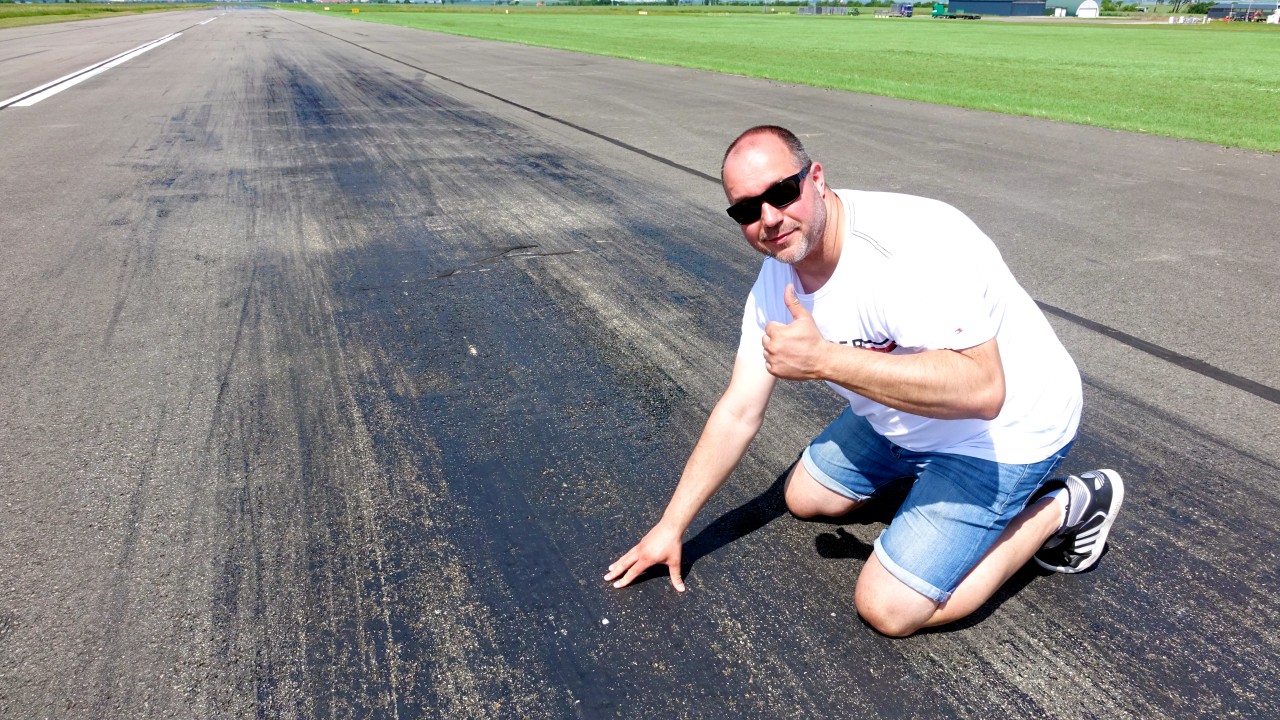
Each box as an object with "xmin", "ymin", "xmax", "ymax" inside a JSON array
[
  {"xmin": 784, "ymin": 285, "xmax": 811, "ymax": 320},
  {"xmin": 669, "ymin": 564, "xmax": 686, "ymax": 593}
]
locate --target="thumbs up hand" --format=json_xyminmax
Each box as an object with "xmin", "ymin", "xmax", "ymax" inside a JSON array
[{"xmin": 762, "ymin": 285, "xmax": 828, "ymax": 381}]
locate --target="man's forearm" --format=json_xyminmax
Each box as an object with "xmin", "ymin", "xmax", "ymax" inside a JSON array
[
  {"xmin": 762, "ymin": 290, "xmax": 1005, "ymax": 421},
  {"xmin": 817, "ymin": 342, "xmax": 1005, "ymax": 421},
  {"xmin": 658, "ymin": 402, "xmax": 764, "ymax": 532}
]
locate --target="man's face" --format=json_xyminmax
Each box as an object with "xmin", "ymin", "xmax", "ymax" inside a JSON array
[{"xmin": 722, "ymin": 137, "xmax": 826, "ymax": 266}]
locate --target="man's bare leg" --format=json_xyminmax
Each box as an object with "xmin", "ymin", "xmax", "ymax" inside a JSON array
[
  {"xmin": 854, "ymin": 496, "xmax": 1062, "ymax": 636},
  {"xmin": 785, "ymin": 465, "xmax": 1063, "ymax": 637},
  {"xmin": 783, "ymin": 461, "xmax": 865, "ymax": 518}
]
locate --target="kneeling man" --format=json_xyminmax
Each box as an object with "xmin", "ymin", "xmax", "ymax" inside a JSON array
[{"xmin": 605, "ymin": 126, "xmax": 1124, "ymax": 637}]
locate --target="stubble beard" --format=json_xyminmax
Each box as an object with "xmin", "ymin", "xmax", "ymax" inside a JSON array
[{"xmin": 769, "ymin": 196, "xmax": 826, "ymax": 266}]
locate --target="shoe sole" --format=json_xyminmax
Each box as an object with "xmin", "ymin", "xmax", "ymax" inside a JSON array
[{"xmin": 1035, "ymin": 469, "xmax": 1125, "ymax": 574}]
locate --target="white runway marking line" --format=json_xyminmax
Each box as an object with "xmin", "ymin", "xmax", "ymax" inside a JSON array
[
  {"xmin": 0, "ymin": 32, "xmax": 182, "ymax": 109},
  {"xmin": 198, "ymin": 18, "xmax": 217, "ymax": 25}
]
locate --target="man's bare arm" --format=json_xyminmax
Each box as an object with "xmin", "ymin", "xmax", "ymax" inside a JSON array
[
  {"xmin": 763, "ymin": 285, "xmax": 1005, "ymax": 420},
  {"xmin": 604, "ymin": 357, "xmax": 776, "ymax": 592}
]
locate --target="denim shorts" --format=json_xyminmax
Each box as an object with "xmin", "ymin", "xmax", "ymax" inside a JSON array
[{"xmin": 801, "ymin": 409, "xmax": 1074, "ymax": 603}]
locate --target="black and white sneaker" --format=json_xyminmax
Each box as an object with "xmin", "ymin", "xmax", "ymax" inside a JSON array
[{"xmin": 1033, "ymin": 469, "xmax": 1125, "ymax": 574}]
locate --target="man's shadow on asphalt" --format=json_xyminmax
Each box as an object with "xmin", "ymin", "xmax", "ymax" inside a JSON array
[{"xmin": 628, "ymin": 463, "xmax": 1053, "ymax": 634}]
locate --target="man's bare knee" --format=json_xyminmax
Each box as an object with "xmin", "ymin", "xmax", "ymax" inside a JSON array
[
  {"xmin": 783, "ymin": 478, "xmax": 825, "ymax": 519},
  {"xmin": 784, "ymin": 462, "xmax": 860, "ymax": 519},
  {"xmin": 783, "ymin": 495, "xmax": 822, "ymax": 520},
  {"xmin": 855, "ymin": 595, "xmax": 926, "ymax": 638},
  {"xmin": 782, "ymin": 464, "xmax": 817, "ymax": 518},
  {"xmin": 854, "ymin": 556, "xmax": 939, "ymax": 638},
  {"xmin": 783, "ymin": 466, "xmax": 855, "ymax": 515}
]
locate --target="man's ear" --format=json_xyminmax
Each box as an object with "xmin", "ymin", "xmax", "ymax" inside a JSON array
[{"xmin": 810, "ymin": 161, "xmax": 826, "ymax": 195}]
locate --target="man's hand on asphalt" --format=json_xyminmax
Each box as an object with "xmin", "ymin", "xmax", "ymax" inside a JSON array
[
  {"xmin": 762, "ymin": 284, "xmax": 827, "ymax": 381},
  {"xmin": 605, "ymin": 522, "xmax": 686, "ymax": 592}
]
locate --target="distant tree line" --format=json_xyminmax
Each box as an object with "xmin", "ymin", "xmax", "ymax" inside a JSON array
[
  {"xmin": 542, "ymin": 0, "xmax": 1221, "ymax": 6},
  {"xmin": 553, "ymin": 1, "xmax": 945, "ymax": 5}
]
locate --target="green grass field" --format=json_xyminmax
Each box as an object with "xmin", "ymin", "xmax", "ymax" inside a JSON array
[
  {"xmin": 282, "ymin": 5, "xmax": 1280, "ymax": 152},
  {"xmin": 0, "ymin": 3, "xmax": 214, "ymax": 30}
]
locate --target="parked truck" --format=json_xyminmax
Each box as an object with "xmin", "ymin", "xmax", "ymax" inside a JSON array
[
  {"xmin": 931, "ymin": 2, "xmax": 981, "ymax": 18},
  {"xmin": 875, "ymin": 2, "xmax": 915, "ymax": 17}
]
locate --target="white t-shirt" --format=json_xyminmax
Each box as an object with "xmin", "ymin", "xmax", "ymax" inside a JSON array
[{"xmin": 739, "ymin": 190, "xmax": 1081, "ymax": 464}]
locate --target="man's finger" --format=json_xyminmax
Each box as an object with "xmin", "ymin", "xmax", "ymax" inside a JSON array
[
  {"xmin": 613, "ymin": 561, "xmax": 649, "ymax": 589},
  {"xmin": 669, "ymin": 563, "xmax": 686, "ymax": 593},
  {"xmin": 604, "ymin": 552, "xmax": 635, "ymax": 582},
  {"xmin": 784, "ymin": 284, "xmax": 811, "ymax": 320}
]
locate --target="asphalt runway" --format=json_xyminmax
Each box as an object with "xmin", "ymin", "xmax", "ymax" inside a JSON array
[{"xmin": 1, "ymin": 8, "xmax": 1276, "ymax": 718}]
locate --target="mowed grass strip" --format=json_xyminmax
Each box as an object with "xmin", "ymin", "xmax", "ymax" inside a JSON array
[
  {"xmin": 0, "ymin": 3, "xmax": 214, "ymax": 30},
  {"xmin": 283, "ymin": 6, "xmax": 1280, "ymax": 153}
]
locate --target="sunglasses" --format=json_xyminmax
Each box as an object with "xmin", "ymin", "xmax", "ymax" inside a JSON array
[{"xmin": 725, "ymin": 165, "xmax": 810, "ymax": 225}]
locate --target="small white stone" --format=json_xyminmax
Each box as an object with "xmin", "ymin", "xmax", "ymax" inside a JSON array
[{"xmin": 601, "ymin": 618, "xmax": 609, "ymax": 625}]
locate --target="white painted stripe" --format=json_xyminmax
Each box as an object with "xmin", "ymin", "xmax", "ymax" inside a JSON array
[
  {"xmin": 0, "ymin": 32, "xmax": 181, "ymax": 109},
  {"xmin": 0, "ymin": 37, "xmax": 169, "ymax": 109},
  {"xmin": 198, "ymin": 17, "xmax": 216, "ymax": 25}
]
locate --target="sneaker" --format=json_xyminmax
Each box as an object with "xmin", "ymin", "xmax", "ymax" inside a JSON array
[{"xmin": 1033, "ymin": 469, "xmax": 1125, "ymax": 574}]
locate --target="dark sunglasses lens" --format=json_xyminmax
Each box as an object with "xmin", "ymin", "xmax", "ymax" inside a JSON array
[
  {"xmin": 726, "ymin": 200, "xmax": 761, "ymax": 224},
  {"xmin": 725, "ymin": 173, "xmax": 804, "ymax": 225},
  {"xmin": 761, "ymin": 176, "xmax": 802, "ymax": 210}
]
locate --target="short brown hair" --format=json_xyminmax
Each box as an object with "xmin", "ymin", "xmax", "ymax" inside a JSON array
[{"xmin": 721, "ymin": 125, "xmax": 812, "ymax": 178}]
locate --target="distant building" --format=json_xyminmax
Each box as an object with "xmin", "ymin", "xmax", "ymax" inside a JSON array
[
  {"xmin": 1046, "ymin": 0, "xmax": 1096, "ymax": 14},
  {"xmin": 936, "ymin": 0, "xmax": 1047, "ymax": 15},
  {"xmin": 1205, "ymin": 1, "xmax": 1273, "ymax": 19}
]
